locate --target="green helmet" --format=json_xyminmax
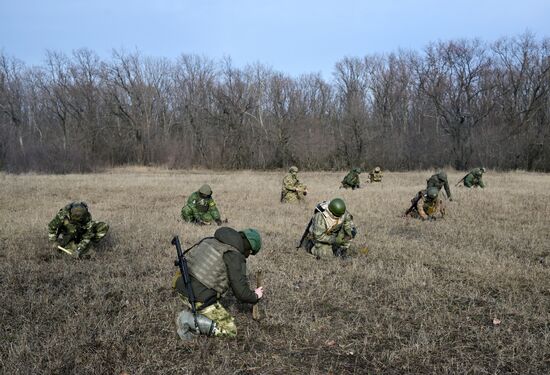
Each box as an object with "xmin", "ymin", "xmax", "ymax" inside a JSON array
[
  {"xmin": 328, "ymin": 198, "xmax": 346, "ymax": 217},
  {"xmin": 426, "ymin": 187, "xmax": 439, "ymax": 200},
  {"xmin": 289, "ymin": 166, "xmax": 298, "ymax": 173},
  {"xmin": 198, "ymin": 184, "xmax": 212, "ymax": 196},
  {"xmin": 353, "ymin": 167, "xmax": 362, "ymax": 174},
  {"xmin": 69, "ymin": 203, "xmax": 88, "ymax": 222},
  {"xmin": 437, "ymin": 171, "xmax": 447, "ymax": 181},
  {"xmin": 241, "ymin": 228, "xmax": 261, "ymax": 255}
]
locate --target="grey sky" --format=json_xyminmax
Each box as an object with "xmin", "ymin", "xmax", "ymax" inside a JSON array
[{"xmin": 1, "ymin": 0, "xmax": 549, "ymax": 77}]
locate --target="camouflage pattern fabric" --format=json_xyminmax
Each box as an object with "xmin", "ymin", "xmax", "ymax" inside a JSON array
[
  {"xmin": 341, "ymin": 170, "xmax": 360, "ymax": 189},
  {"xmin": 48, "ymin": 203, "xmax": 109, "ymax": 256},
  {"xmin": 281, "ymin": 173, "xmax": 307, "ymax": 203},
  {"xmin": 308, "ymin": 210, "xmax": 355, "ymax": 259},
  {"xmin": 427, "ymin": 173, "xmax": 452, "ymax": 199},
  {"xmin": 181, "ymin": 191, "xmax": 221, "ymax": 224},
  {"xmin": 180, "ymin": 299, "xmax": 237, "ymax": 338},
  {"xmin": 369, "ymin": 170, "xmax": 383, "ymax": 182},
  {"xmin": 406, "ymin": 191, "xmax": 445, "ymax": 220},
  {"xmin": 464, "ymin": 168, "xmax": 485, "ymax": 188}
]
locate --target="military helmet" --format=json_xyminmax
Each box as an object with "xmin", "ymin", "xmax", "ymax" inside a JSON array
[
  {"xmin": 69, "ymin": 203, "xmax": 88, "ymax": 222},
  {"xmin": 198, "ymin": 184, "xmax": 212, "ymax": 196},
  {"xmin": 241, "ymin": 228, "xmax": 262, "ymax": 255},
  {"xmin": 328, "ymin": 198, "xmax": 346, "ymax": 217},
  {"xmin": 480, "ymin": 167, "xmax": 486, "ymax": 173},
  {"xmin": 437, "ymin": 171, "xmax": 447, "ymax": 181},
  {"xmin": 426, "ymin": 187, "xmax": 439, "ymax": 200},
  {"xmin": 353, "ymin": 167, "xmax": 361, "ymax": 173},
  {"xmin": 289, "ymin": 166, "xmax": 298, "ymax": 173},
  {"xmin": 374, "ymin": 166, "xmax": 381, "ymax": 172}
]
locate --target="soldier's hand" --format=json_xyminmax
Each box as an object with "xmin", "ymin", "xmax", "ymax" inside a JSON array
[
  {"xmin": 215, "ymin": 219, "xmax": 222, "ymax": 226},
  {"xmin": 255, "ymin": 287, "xmax": 264, "ymax": 299},
  {"xmin": 448, "ymin": 197, "xmax": 453, "ymax": 202},
  {"xmin": 50, "ymin": 241, "xmax": 59, "ymax": 251}
]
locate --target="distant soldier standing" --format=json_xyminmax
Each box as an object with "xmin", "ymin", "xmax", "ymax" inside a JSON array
[
  {"xmin": 298, "ymin": 198, "xmax": 357, "ymax": 259},
  {"xmin": 427, "ymin": 171, "xmax": 452, "ymax": 201},
  {"xmin": 404, "ymin": 187, "xmax": 446, "ymax": 220},
  {"xmin": 368, "ymin": 166, "xmax": 383, "ymax": 183},
  {"xmin": 48, "ymin": 202, "xmax": 109, "ymax": 258},
  {"xmin": 172, "ymin": 227, "xmax": 263, "ymax": 340},
  {"xmin": 341, "ymin": 168, "xmax": 361, "ymax": 190},
  {"xmin": 462, "ymin": 167, "xmax": 486, "ymax": 188},
  {"xmin": 281, "ymin": 166, "xmax": 307, "ymax": 203},
  {"xmin": 181, "ymin": 184, "xmax": 223, "ymax": 225}
]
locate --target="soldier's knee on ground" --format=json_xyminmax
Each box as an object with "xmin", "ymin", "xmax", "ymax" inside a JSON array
[
  {"xmin": 181, "ymin": 206, "xmax": 194, "ymax": 222},
  {"xmin": 92, "ymin": 221, "xmax": 109, "ymax": 242},
  {"xmin": 201, "ymin": 302, "xmax": 237, "ymax": 338}
]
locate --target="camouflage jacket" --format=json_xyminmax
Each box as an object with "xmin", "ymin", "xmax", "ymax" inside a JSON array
[
  {"xmin": 282, "ymin": 173, "xmax": 304, "ymax": 192},
  {"xmin": 369, "ymin": 170, "xmax": 383, "ymax": 182},
  {"xmin": 464, "ymin": 170, "xmax": 485, "ymax": 188},
  {"xmin": 173, "ymin": 227, "xmax": 258, "ymax": 304},
  {"xmin": 416, "ymin": 193, "xmax": 445, "ymax": 219},
  {"xmin": 427, "ymin": 174, "xmax": 451, "ymax": 199},
  {"xmin": 185, "ymin": 191, "xmax": 221, "ymax": 220},
  {"xmin": 47, "ymin": 204, "xmax": 94, "ymax": 251},
  {"xmin": 342, "ymin": 171, "xmax": 360, "ymax": 188},
  {"xmin": 309, "ymin": 208, "xmax": 354, "ymax": 245}
]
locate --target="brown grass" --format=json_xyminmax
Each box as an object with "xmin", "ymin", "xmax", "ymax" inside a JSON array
[{"xmin": 1, "ymin": 168, "xmax": 549, "ymax": 374}]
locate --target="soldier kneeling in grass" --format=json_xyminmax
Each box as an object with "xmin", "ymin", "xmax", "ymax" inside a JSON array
[
  {"xmin": 298, "ymin": 198, "xmax": 357, "ymax": 259},
  {"xmin": 172, "ymin": 227, "xmax": 263, "ymax": 340},
  {"xmin": 48, "ymin": 202, "xmax": 109, "ymax": 258},
  {"xmin": 404, "ymin": 187, "xmax": 445, "ymax": 221}
]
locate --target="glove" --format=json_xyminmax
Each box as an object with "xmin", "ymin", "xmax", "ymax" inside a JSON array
[
  {"xmin": 351, "ymin": 227, "xmax": 357, "ymax": 238},
  {"xmin": 448, "ymin": 197, "xmax": 453, "ymax": 202},
  {"xmin": 215, "ymin": 219, "xmax": 222, "ymax": 226}
]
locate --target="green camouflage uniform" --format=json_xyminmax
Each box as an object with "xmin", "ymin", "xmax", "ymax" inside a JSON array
[
  {"xmin": 47, "ymin": 202, "xmax": 109, "ymax": 257},
  {"xmin": 427, "ymin": 172, "xmax": 452, "ymax": 200},
  {"xmin": 368, "ymin": 168, "xmax": 383, "ymax": 182},
  {"xmin": 305, "ymin": 202, "xmax": 356, "ymax": 259},
  {"xmin": 341, "ymin": 169, "xmax": 361, "ymax": 190},
  {"xmin": 181, "ymin": 191, "xmax": 221, "ymax": 224},
  {"xmin": 172, "ymin": 227, "xmax": 259, "ymax": 338},
  {"xmin": 463, "ymin": 168, "xmax": 485, "ymax": 188},
  {"xmin": 281, "ymin": 170, "xmax": 307, "ymax": 203}
]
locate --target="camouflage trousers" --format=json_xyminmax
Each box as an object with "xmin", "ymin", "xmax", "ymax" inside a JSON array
[
  {"xmin": 57, "ymin": 221, "xmax": 109, "ymax": 255},
  {"xmin": 181, "ymin": 206, "xmax": 214, "ymax": 224},
  {"xmin": 307, "ymin": 231, "xmax": 352, "ymax": 259},
  {"xmin": 281, "ymin": 191, "xmax": 306, "ymax": 203},
  {"xmin": 180, "ymin": 299, "xmax": 237, "ymax": 338}
]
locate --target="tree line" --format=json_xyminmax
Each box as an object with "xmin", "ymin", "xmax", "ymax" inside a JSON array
[{"xmin": 1, "ymin": 33, "xmax": 549, "ymax": 173}]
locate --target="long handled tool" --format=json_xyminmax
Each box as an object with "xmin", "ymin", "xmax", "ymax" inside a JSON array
[{"xmin": 252, "ymin": 269, "xmax": 263, "ymax": 320}]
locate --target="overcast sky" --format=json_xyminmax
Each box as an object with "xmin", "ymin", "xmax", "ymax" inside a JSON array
[{"xmin": 1, "ymin": 0, "xmax": 549, "ymax": 78}]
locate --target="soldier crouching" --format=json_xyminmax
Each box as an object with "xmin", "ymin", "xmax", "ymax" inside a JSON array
[
  {"xmin": 172, "ymin": 227, "xmax": 263, "ymax": 340},
  {"xmin": 47, "ymin": 202, "xmax": 109, "ymax": 258}
]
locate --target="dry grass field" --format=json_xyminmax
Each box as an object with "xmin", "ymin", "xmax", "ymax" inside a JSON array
[{"xmin": 1, "ymin": 168, "xmax": 549, "ymax": 374}]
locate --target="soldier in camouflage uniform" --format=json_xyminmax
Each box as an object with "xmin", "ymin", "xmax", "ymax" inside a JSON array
[
  {"xmin": 404, "ymin": 187, "xmax": 446, "ymax": 220},
  {"xmin": 181, "ymin": 184, "xmax": 222, "ymax": 225},
  {"xmin": 463, "ymin": 167, "xmax": 486, "ymax": 188},
  {"xmin": 368, "ymin": 166, "xmax": 383, "ymax": 183},
  {"xmin": 341, "ymin": 168, "xmax": 361, "ymax": 190},
  {"xmin": 47, "ymin": 202, "xmax": 109, "ymax": 258},
  {"xmin": 299, "ymin": 198, "xmax": 357, "ymax": 259},
  {"xmin": 427, "ymin": 171, "xmax": 453, "ymax": 201},
  {"xmin": 281, "ymin": 166, "xmax": 307, "ymax": 203},
  {"xmin": 172, "ymin": 227, "xmax": 263, "ymax": 340}
]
